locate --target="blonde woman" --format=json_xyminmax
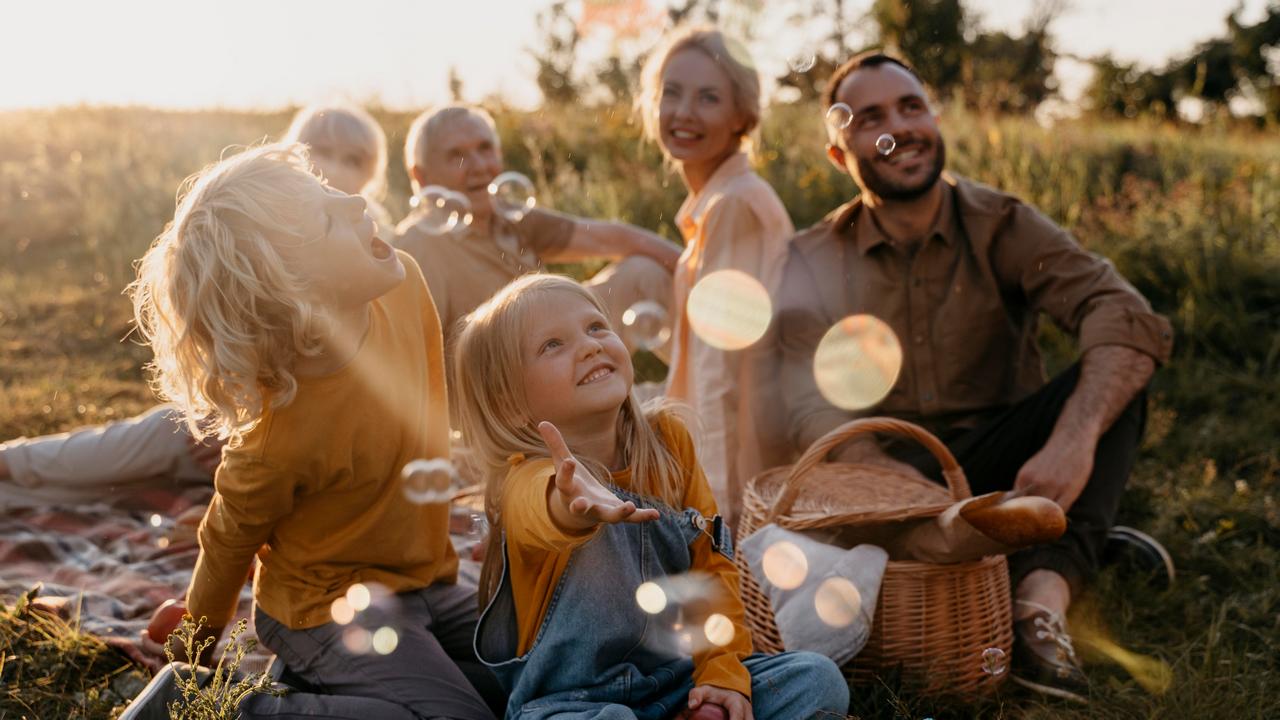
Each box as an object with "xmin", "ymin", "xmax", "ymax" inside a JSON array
[{"xmin": 638, "ymin": 27, "xmax": 794, "ymax": 525}]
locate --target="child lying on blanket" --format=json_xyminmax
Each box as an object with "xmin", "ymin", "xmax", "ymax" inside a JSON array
[
  {"xmin": 127, "ymin": 143, "xmax": 503, "ymax": 719},
  {"xmin": 455, "ymin": 274, "xmax": 850, "ymax": 720}
]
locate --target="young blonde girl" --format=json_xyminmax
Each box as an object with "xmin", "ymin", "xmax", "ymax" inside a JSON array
[
  {"xmin": 283, "ymin": 104, "xmax": 395, "ymax": 238},
  {"xmin": 456, "ymin": 274, "xmax": 846, "ymax": 720},
  {"xmin": 638, "ymin": 27, "xmax": 795, "ymax": 527},
  {"xmin": 125, "ymin": 143, "xmax": 500, "ymax": 719}
]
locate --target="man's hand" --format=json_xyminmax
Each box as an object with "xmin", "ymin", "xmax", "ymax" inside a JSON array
[
  {"xmin": 1014, "ymin": 435, "xmax": 1093, "ymax": 512},
  {"xmin": 684, "ymin": 685, "xmax": 751, "ymax": 720},
  {"xmin": 538, "ymin": 421, "xmax": 660, "ymax": 530}
]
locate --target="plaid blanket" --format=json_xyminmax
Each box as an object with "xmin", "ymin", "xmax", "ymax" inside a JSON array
[
  {"xmin": 0, "ymin": 483, "xmax": 273, "ymax": 672},
  {"xmin": 0, "ymin": 482, "xmax": 487, "ymax": 677}
]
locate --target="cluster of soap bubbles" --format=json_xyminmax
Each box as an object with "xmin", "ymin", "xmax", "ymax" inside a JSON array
[
  {"xmin": 822, "ymin": 104, "xmax": 898, "ymax": 157},
  {"xmin": 401, "ymin": 458, "xmax": 461, "ymax": 504},
  {"xmin": 813, "ymin": 315, "xmax": 903, "ymax": 411},
  {"xmin": 635, "ymin": 572, "xmax": 735, "ymax": 654},
  {"xmin": 330, "ymin": 583, "xmax": 401, "ymax": 656},
  {"xmin": 759, "ymin": 541, "xmax": 864, "ymax": 630},
  {"xmin": 488, "ymin": 172, "xmax": 537, "ymax": 223},
  {"xmin": 623, "ymin": 269, "xmax": 773, "ymax": 355},
  {"xmin": 410, "ymin": 186, "xmax": 473, "ymax": 235}
]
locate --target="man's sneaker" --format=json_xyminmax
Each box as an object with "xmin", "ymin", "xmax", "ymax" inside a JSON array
[
  {"xmin": 1102, "ymin": 525, "xmax": 1176, "ymax": 590},
  {"xmin": 119, "ymin": 662, "xmax": 212, "ymax": 720},
  {"xmin": 1011, "ymin": 600, "xmax": 1089, "ymax": 704}
]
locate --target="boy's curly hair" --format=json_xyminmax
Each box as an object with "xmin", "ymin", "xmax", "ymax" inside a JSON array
[{"xmin": 129, "ymin": 143, "xmax": 328, "ymax": 444}]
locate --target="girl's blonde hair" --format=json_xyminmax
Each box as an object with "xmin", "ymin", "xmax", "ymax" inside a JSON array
[
  {"xmin": 403, "ymin": 105, "xmax": 500, "ymax": 193},
  {"xmin": 129, "ymin": 143, "xmax": 329, "ymax": 444},
  {"xmin": 284, "ymin": 104, "xmax": 388, "ymax": 201},
  {"xmin": 637, "ymin": 25, "xmax": 762, "ymax": 160},
  {"xmin": 454, "ymin": 274, "xmax": 684, "ymax": 603}
]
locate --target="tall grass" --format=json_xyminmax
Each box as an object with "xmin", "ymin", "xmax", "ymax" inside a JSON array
[{"xmin": 0, "ymin": 104, "xmax": 1276, "ymax": 718}]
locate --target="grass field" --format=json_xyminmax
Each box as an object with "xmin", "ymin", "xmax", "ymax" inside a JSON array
[{"xmin": 1, "ymin": 103, "xmax": 1277, "ymax": 719}]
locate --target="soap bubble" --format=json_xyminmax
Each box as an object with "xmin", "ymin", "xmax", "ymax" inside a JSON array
[
  {"xmin": 981, "ymin": 647, "xmax": 1008, "ymax": 676},
  {"xmin": 346, "ymin": 583, "xmax": 372, "ymax": 612},
  {"xmin": 330, "ymin": 597, "xmax": 355, "ymax": 625},
  {"xmin": 813, "ymin": 315, "xmax": 903, "ymax": 411},
  {"xmin": 826, "ymin": 102, "xmax": 854, "ymax": 131},
  {"xmin": 703, "ymin": 613, "xmax": 735, "ymax": 647},
  {"xmin": 342, "ymin": 626, "xmax": 372, "ymax": 655},
  {"xmin": 686, "ymin": 269, "xmax": 772, "ymax": 351},
  {"xmin": 788, "ymin": 52, "xmax": 816, "ymax": 73},
  {"xmin": 488, "ymin": 171, "xmax": 537, "ymax": 222},
  {"xmin": 462, "ymin": 512, "xmax": 489, "ymax": 545},
  {"xmin": 636, "ymin": 582, "xmax": 668, "ymax": 615},
  {"xmin": 814, "ymin": 577, "xmax": 862, "ymax": 628},
  {"xmin": 875, "ymin": 133, "xmax": 897, "ymax": 156},
  {"xmin": 621, "ymin": 300, "xmax": 671, "ymax": 352},
  {"xmin": 410, "ymin": 186, "xmax": 471, "ymax": 235},
  {"xmin": 401, "ymin": 458, "xmax": 459, "ymax": 504},
  {"xmin": 762, "ymin": 541, "xmax": 808, "ymax": 590},
  {"xmin": 372, "ymin": 627, "xmax": 400, "ymax": 655},
  {"xmin": 639, "ymin": 573, "xmax": 733, "ymax": 658}
]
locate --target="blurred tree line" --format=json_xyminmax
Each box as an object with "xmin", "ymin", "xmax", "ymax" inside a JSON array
[{"xmin": 526, "ymin": 0, "xmax": 1280, "ymax": 124}]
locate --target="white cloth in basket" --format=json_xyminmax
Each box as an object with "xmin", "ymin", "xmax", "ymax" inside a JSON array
[{"xmin": 740, "ymin": 524, "xmax": 888, "ymax": 665}]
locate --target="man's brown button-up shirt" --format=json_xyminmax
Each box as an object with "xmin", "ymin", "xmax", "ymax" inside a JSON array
[{"xmin": 774, "ymin": 173, "xmax": 1174, "ymax": 453}]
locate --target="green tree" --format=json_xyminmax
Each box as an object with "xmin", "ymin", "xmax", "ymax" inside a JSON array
[
  {"xmin": 869, "ymin": 0, "xmax": 970, "ymax": 98},
  {"xmin": 530, "ymin": 1, "xmax": 582, "ymax": 105}
]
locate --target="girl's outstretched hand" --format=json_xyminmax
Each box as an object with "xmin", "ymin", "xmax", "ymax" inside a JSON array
[{"xmin": 538, "ymin": 421, "xmax": 660, "ymax": 530}]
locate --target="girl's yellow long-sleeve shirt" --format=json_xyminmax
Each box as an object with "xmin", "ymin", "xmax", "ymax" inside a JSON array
[
  {"xmin": 186, "ymin": 251, "xmax": 456, "ymax": 630},
  {"xmin": 501, "ymin": 414, "xmax": 754, "ymax": 699}
]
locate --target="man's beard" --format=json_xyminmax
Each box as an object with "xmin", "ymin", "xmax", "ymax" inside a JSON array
[{"xmin": 857, "ymin": 135, "xmax": 947, "ymax": 202}]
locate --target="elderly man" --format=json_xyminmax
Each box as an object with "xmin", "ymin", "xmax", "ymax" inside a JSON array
[
  {"xmin": 394, "ymin": 105, "xmax": 679, "ymax": 360},
  {"xmin": 773, "ymin": 52, "xmax": 1174, "ymax": 702}
]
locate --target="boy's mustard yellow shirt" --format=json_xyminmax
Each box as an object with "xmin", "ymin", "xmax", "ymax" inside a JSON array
[
  {"xmin": 186, "ymin": 251, "xmax": 456, "ymax": 630},
  {"xmin": 503, "ymin": 415, "xmax": 754, "ymax": 699}
]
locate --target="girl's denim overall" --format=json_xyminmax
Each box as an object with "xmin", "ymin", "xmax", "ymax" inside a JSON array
[{"xmin": 475, "ymin": 488, "xmax": 849, "ymax": 719}]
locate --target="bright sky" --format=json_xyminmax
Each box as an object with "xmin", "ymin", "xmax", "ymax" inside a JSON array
[{"xmin": 1, "ymin": 0, "xmax": 1270, "ymax": 111}]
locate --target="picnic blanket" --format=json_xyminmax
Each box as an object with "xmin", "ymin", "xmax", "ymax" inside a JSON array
[
  {"xmin": 0, "ymin": 482, "xmax": 273, "ymax": 672},
  {"xmin": 0, "ymin": 481, "xmax": 487, "ymax": 676}
]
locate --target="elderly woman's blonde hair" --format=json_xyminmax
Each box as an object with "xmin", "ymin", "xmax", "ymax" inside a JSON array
[
  {"xmin": 283, "ymin": 104, "xmax": 388, "ymax": 201},
  {"xmin": 129, "ymin": 143, "xmax": 329, "ymax": 444},
  {"xmin": 453, "ymin": 273, "xmax": 685, "ymax": 604},
  {"xmin": 403, "ymin": 104, "xmax": 500, "ymax": 193},
  {"xmin": 637, "ymin": 25, "xmax": 762, "ymax": 160}
]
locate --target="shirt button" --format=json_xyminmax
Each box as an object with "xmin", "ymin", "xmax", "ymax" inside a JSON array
[
  {"xmin": 914, "ymin": 335, "xmax": 924, "ymax": 345},
  {"xmin": 923, "ymin": 392, "xmax": 935, "ymax": 402}
]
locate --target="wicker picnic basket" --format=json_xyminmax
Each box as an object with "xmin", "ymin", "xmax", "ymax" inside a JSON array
[{"xmin": 735, "ymin": 418, "xmax": 1013, "ymax": 699}]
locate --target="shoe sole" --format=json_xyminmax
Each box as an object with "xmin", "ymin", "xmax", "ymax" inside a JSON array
[
  {"xmin": 1011, "ymin": 674, "xmax": 1089, "ymax": 704},
  {"xmin": 1108, "ymin": 525, "xmax": 1176, "ymax": 587}
]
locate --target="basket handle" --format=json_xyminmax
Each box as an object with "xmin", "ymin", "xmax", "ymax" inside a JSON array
[{"xmin": 766, "ymin": 417, "xmax": 970, "ymax": 523}]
